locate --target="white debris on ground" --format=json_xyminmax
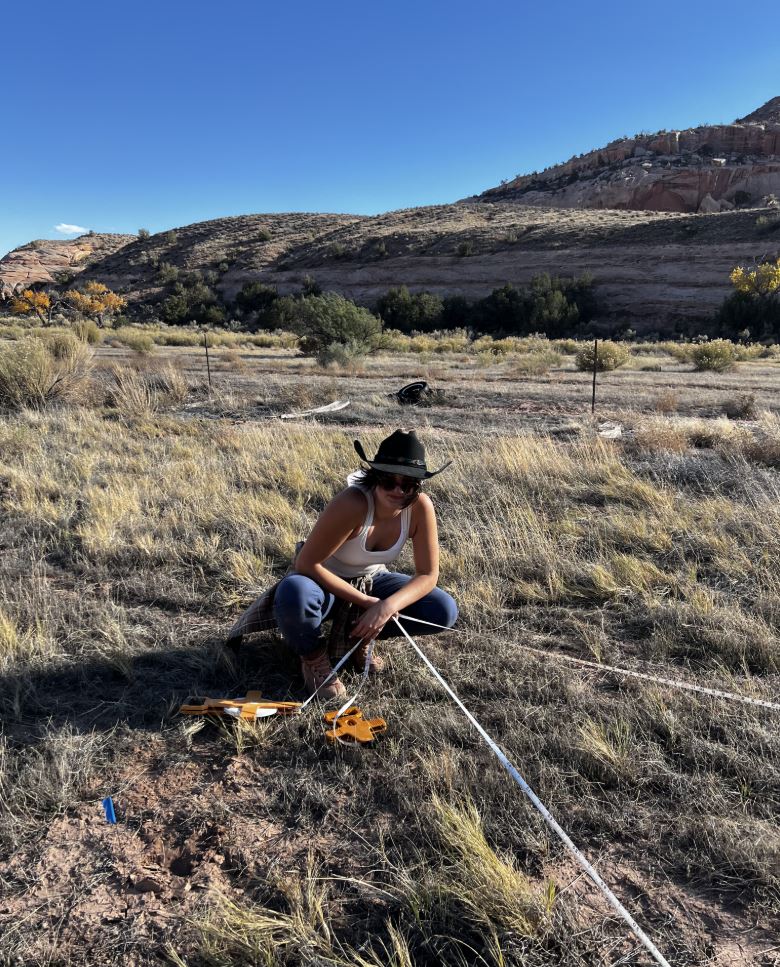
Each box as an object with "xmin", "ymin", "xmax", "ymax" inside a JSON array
[
  {"xmin": 597, "ymin": 421, "xmax": 624, "ymax": 438},
  {"xmin": 280, "ymin": 400, "xmax": 351, "ymax": 419}
]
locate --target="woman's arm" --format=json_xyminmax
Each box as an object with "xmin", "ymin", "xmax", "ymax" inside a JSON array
[
  {"xmin": 351, "ymin": 493, "xmax": 440, "ymax": 640},
  {"xmin": 294, "ymin": 489, "xmax": 375, "ymax": 607}
]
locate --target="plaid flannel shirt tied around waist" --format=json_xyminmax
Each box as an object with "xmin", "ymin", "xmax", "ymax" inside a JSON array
[{"xmin": 226, "ymin": 542, "xmax": 374, "ymax": 664}]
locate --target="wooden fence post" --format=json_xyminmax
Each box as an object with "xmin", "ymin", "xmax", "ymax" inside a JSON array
[
  {"xmin": 203, "ymin": 329, "xmax": 212, "ymax": 392},
  {"xmin": 591, "ymin": 339, "xmax": 598, "ymax": 415}
]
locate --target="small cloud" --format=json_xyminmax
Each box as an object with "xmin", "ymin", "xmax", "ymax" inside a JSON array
[{"xmin": 55, "ymin": 223, "xmax": 88, "ymax": 235}]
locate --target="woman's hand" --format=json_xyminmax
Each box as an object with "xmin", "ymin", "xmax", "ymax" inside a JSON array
[{"xmin": 351, "ymin": 597, "xmax": 399, "ymax": 641}]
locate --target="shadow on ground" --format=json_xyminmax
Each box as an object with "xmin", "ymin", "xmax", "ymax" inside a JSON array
[{"xmin": 0, "ymin": 634, "xmax": 304, "ymax": 746}]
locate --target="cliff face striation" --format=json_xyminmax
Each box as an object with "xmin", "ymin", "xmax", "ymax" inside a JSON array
[
  {"xmin": 477, "ymin": 97, "xmax": 780, "ymax": 213},
  {"xmin": 0, "ymin": 234, "xmax": 135, "ymax": 298}
]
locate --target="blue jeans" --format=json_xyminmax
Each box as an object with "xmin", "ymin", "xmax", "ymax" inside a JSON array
[{"xmin": 273, "ymin": 571, "xmax": 458, "ymax": 657}]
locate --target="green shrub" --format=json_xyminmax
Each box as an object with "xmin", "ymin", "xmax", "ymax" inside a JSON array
[
  {"xmin": 375, "ymin": 286, "xmax": 444, "ymax": 334},
  {"xmin": 316, "ymin": 342, "xmax": 365, "ymax": 369},
  {"xmin": 716, "ymin": 290, "xmax": 780, "ymax": 341},
  {"xmin": 157, "ymin": 262, "xmax": 179, "ymax": 284},
  {"xmin": 161, "ymin": 279, "xmax": 223, "ymax": 325},
  {"xmin": 691, "ymin": 339, "xmax": 736, "ymax": 372},
  {"xmin": 456, "ymin": 241, "xmax": 473, "ymax": 257},
  {"xmin": 138, "ymin": 228, "xmax": 151, "ymax": 239},
  {"xmin": 0, "ymin": 338, "xmax": 93, "ymax": 410},
  {"xmin": 474, "ymin": 275, "xmax": 593, "ymax": 338},
  {"xmin": 290, "ymin": 293, "xmax": 382, "ymax": 365},
  {"xmin": 575, "ymin": 340, "xmax": 630, "ymax": 372},
  {"xmin": 234, "ymin": 282, "xmax": 281, "ymax": 330}
]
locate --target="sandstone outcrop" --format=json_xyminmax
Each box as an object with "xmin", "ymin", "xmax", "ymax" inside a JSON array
[
  {"xmin": 0, "ymin": 233, "xmax": 135, "ymax": 299},
  {"xmin": 477, "ymin": 98, "xmax": 780, "ymax": 213}
]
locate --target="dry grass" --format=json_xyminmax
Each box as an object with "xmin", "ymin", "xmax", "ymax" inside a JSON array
[
  {"xmin": 0, "ymin": 348, "xmax": 779, "ymax": 964},
  {"xmin": 0, "ymin": 336, "xmax": 93, "ymax": 410}
]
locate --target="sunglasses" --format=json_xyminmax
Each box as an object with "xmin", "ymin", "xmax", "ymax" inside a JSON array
[{"xmin": 376, "ymin": 473, "xmax": 420, "ymax": 494}]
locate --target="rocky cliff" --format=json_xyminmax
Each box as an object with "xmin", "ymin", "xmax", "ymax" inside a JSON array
[
  {"xmin": 0, "ymin": 233, "xmax": 135, "ymax": 298},
  {"xmin": 477, "ymin": 97, "xmax": 780, "ymax": 214}
]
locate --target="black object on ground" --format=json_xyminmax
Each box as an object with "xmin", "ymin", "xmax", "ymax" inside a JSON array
[{"xmin": 392, "ymin": 380, "xmax": 445, "ymax": 406}]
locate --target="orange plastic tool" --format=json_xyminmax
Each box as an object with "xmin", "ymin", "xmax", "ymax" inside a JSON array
[
  {"xmin": 180, "ymin": 691, "xmax": 301, "ymax": 720},
  {"xmin": 323, "ymin": 706, "xmax": 387, "ymax": 744}
]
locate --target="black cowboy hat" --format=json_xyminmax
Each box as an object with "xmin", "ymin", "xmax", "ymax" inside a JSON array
[{"xmin": 354, "ymin": 429, "xmax": 452, "ymax": 479}]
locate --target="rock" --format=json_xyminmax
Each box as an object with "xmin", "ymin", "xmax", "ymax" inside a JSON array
[
  {"xmin": 0, "ymin": 234, "xmax": 135, "ymax": 297},
  {"xmin": 598, "ymin": 421, "xmax": 623, "ymax": 439},
  {"xmin": 698, "ymin": 193, "xmax": 721, "ymax": 214},
  {"xmin": 133, "ymin": 876, "xmax": 164, "ymax": 895},
  {"xmin": 478, "ymin": 96, "xmax": 780, "ymax": 213}
]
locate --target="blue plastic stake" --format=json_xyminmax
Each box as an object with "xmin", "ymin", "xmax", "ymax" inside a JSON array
[{"xmin": 102, "ymin": 796, "xmax": 117, "ymax": 825}]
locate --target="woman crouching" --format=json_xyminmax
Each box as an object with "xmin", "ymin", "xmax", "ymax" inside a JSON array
[{"xmin": 271, "ymin": 429, "xmax": 458, "ymax": 700}]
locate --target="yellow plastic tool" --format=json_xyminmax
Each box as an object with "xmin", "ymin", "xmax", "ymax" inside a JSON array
[
  {"xmin": 180, "ymin": 691, "xmax": 301, "ymax": 720},
  {"xmin": 323, "ymin": 706, "xmax": 387, "ymax": 744}
]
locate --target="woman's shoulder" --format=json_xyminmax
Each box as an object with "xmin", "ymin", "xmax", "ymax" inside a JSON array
[
  {"xmin": 409, "ymin": 492, "xmax": 435, "ymax": 531},
  {"xmin": 413, "ymin": 492, "xmax": 435, "ymax": 514},
  {"xmin": 328, "ymin": 485, "xmax": 369, "ymax": 518}
]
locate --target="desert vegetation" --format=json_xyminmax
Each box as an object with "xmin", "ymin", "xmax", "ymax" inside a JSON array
[{"xmin": 0, "ymin": 324, "xmax": 779, "ymax": 964}]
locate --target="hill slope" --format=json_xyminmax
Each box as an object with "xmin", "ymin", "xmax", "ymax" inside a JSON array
[
  {"xmin": 75, "ymin": 204, "xmax": 774, "ymax": 328},
  {"xmin": 2, "ymin": 205, "xmax": 774, "ymax": 328}
]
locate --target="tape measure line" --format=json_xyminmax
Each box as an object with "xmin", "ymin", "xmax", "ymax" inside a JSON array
[
  {"xmin": 392, "ymin": 616, "xmax": 672, "ymax": 967},
  {"xmin": 299, "ymin": 637, "xmax": 364, "ymax": 711},
  {"xmin": 398, "ymin": 615, "xmax": 780, "ymax": 713},
  {"xmin": 331, "ymin": 638, "xmax": 376, "ymax": 744},
  {"xmin": 516, "ymin": 644, "xmax": 780, "ymax": 713}
]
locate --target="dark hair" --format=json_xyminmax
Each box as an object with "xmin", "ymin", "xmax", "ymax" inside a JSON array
[{"xmin": 354, "ymin": 467, "xmax": 422, "ymax": 509}]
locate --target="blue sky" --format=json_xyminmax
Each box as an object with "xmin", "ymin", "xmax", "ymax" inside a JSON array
[{"xmin": 1, "ymin": 0, "xmax": 778, "ymax": 258}]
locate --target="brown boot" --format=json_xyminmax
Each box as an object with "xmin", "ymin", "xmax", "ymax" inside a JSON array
[
  {"xmin": 352, "ymin": 639, "xmax": 385, "ymax": 675},
  {"xmin": 301, "ymin": 649, "xmax": 346, "ymax": 701}
]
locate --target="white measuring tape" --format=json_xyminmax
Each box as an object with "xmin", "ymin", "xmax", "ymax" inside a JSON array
[
  {"xmin": 299, "ymin": 636, "xmax": 365, "ymax": 711},
  {"xmin": 516, "ymin": 643, "xmax": 780, "ymax": 712},
  {"xmin": 392, "ymin": 615, "xmax": 672, "ymax": 967},
  {"xmin": 398, "ymin": 615, "xmax": 780, "ymax": 713},
  {"xmin": 291, "ymin": 610, "xmax": 774, "ymax": 963},
  {"xmin": 297, "ymin": 636, "xmax": 377, "ymax": 744}
]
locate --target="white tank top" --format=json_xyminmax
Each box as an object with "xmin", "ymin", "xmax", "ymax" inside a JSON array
[{"xmin": 323, "ymin": 484, "xmax": 411, "ymax": 579}]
